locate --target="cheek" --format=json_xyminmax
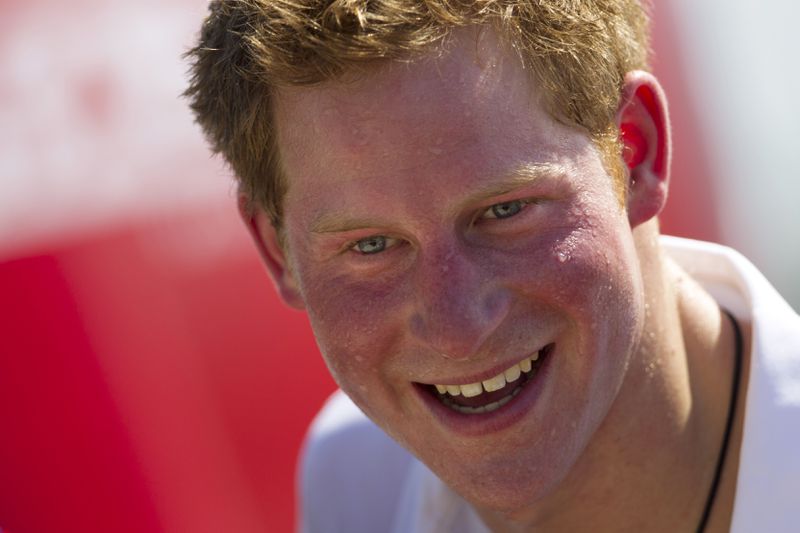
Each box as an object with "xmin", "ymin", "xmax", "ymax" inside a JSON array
[
  {"xmin": 544, "ymin": 220, "xmax": 645, "ymax": 414},
  {"xmin": 500, "ymin": 218, "xmax": 644, "ymax": 458},
  {"xmin": 296, "ymin": 269, "xmax": 408, "ymax": 394},
  {"xmin": 560, "ymin": 229, "xmax": 642, "ymax": 333},
  {"xmin": 498, "ymin": 208, "xmax": 644, "ymax": 355}
]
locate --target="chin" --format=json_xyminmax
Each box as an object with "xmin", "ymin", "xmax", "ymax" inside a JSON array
[{"xmin": 436, "ymin": 442, "xmax": 581, "ymax": 519}]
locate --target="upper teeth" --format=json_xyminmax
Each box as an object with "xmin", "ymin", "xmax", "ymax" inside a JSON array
[{"xmin": 433, "ymin": 352, "xmax": 540, "ymax": 397}]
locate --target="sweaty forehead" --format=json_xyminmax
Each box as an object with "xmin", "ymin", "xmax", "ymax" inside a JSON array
[{"xmin": 272, "ymin": 27, "xmax": 544, "ymax": 164}]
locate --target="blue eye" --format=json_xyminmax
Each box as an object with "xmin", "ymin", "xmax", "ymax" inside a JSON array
[
  {"xmin": 353, "ymin": 236, "xmax": 389, "ymax": 254},
  {"xmin": 484, "ymin": 200, "xmax": 524, "ymax": 219}
]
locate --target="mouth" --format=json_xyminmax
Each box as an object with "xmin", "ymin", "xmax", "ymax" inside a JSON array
[{"xmin": 421, "ymin": 343, "xmax": 554, "ymax": 415}]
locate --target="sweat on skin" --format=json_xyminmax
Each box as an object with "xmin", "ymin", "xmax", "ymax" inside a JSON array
[{"xmin": 245, "ymin": 28, "xmax": 744, "ymax": 533}]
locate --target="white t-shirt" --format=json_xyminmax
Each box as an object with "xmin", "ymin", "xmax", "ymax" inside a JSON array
[{"xmin": 298, "ymin": 237, "xmax": 800, "ymax": 533}]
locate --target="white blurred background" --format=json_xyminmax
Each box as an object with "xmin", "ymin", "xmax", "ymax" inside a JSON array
[
  {"xmin": 670, "ymin": 0, "xmax": 800, "ymax": 309},
  {"xmin": 0, "ymin": 0, "xmax": 229, "ymax": 255}
]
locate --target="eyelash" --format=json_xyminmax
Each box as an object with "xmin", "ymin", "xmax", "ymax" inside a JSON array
[
  {"xmin": 347, "ymin": 198, "xmax": 537, "ymax": 255},
  {"xmin": 479, "ymin": 199, "xmax": 528, "ymax": 220},
  {"xmin": 349, "ymin": 235, "xmax": 400, "ymax": 255},
  {"xmin": 476, "ymin": 198, "xmax": 541, "ymax": 226}
]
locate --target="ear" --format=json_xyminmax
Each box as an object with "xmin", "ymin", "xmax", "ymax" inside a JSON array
[
  {"xmin": 238, "ymin": 195, "xmax": 305, "ymax": 309},
  {"xmin": 616, "ymin": 71, "xmax": 671, "ymax": 228}
]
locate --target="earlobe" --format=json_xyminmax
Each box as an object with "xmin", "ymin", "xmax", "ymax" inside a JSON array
[
  {"xmin": 238, "ymin": 195, "xmax": 306, "ymax": 309},
  {"xmin": 616, "ymin": 71, "xmax": 672, "ymax": 228}
]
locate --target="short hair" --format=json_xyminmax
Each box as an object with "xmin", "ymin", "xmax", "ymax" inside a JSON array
[{"xmin": 184, "ymin": 0, "xmax": 651, "ymax": 228}]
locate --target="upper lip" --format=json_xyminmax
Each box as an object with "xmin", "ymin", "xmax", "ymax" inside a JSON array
[{"xmin": 414, "ymin": 345, "xmax": 548, "ymax": 386}]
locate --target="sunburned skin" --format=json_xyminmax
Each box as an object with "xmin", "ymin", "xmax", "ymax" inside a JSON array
[
  {"xmin": 251, "ymin": 26, "xmax": 742, "ymax": 533},
  {"xmin": 268, "ymin": 26, "xmax": 644, "ymax": 512}
]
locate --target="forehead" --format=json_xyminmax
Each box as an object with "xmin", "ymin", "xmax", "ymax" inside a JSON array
[
  {"xmin": 271, "ymin": 27, "xmax": 587, "ymax": 224},
  {"xmin": 273, "ymin": 27, "xmax": 555, "ymax": 160}
]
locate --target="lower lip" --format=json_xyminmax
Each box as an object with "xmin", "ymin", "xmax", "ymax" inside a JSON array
[{"xmin": 414, "ymin": 345, "xmax": 555, "ymax": 437}]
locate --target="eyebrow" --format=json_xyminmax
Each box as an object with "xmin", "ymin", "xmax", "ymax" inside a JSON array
[
  {"xmin": 311, "ymin": 215, "xmax": 394, "ymax": 234},
  {"xmin": 310, "ymin": 162, "xmax": 564, "ymax": 234},
  {"xmin": 456, "ymin": 162, "xmax": 565, "ymax": 206}
]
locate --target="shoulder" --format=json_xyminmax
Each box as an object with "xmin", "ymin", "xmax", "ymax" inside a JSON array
[
  {"xmin": 662, "ymin": 237, "xmax": 800, "ymax": 531},
  {"xmin": 732, "ymin": 289, "xmax": 800, "ymax": 532},
  {"xmin": 298, "ymin": 390, "xmax": 414, "ymax": 533}
]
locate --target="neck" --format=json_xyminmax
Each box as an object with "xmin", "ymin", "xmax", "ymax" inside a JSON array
[{"xmin": 476, "ymin": 227, "xmax": 742, "ymax": 533}]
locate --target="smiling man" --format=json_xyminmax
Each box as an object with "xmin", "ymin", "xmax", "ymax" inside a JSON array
[{"xmin": 185, "ymin": 2, "xmax": 800, "ymax": 532}]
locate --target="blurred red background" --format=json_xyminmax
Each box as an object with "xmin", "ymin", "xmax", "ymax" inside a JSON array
[{"xmin": 2, "ymin": 1, "xmax": 793, "ymax": 532}]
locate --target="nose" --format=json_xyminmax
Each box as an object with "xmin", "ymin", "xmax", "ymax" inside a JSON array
[{"xmin": 408, "ymin": 244, "xmax": 511, "ymax": 360}]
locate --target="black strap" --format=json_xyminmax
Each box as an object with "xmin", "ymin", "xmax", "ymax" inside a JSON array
[{"xmin": 696, "ymin": 310, "xmax": 743, "ymax": 533}]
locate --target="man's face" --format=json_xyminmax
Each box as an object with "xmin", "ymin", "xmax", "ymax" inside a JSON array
[{"xmin": 269, "ymin": 30, "xmax": 646, "ymax": 510}]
